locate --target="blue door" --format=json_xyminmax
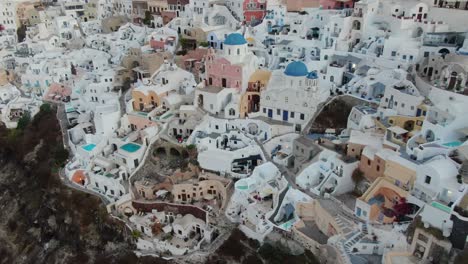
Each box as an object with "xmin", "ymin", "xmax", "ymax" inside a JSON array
[
  {"xmin": 283, "ymin": 110, "xmax": 289, "ymax": 121},
  {"xmin": 268, "ymin": 109, "xmax": 273, "ymax": 118},
  {"xmin": 356, "ymin": 207, "xmax": 361, "ymax": 217},
  {"xmin": 416, "ymin": 108, "xmax": 421, "ymax": 117}
]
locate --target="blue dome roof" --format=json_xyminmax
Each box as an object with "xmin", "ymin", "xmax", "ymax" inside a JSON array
[
  {"xmin": 284, "ymin": 61, "xmax": 308, "ymax": 77},
  {"xmin": 307, "ymin": 71, "xmax": 318, "ymax": 79},
  {"xmin": 224, "ymin": 33, "xmax": 247, "ymax": 45}
]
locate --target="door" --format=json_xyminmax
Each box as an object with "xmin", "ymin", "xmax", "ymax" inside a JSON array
[
  {"xmin": 282, "ymin": 110, "xmax": 288, "ymax": 121},
  {"xmin": 222, "ymin": 78, "xmax": 227, "ymax": 87},
  {"xmin": 416, "ymin": 108, "xmax": 422, "ymax": 117},
  {"xmin": 428, "ymin": 67, "xmax": 433, "ymax": 77},
  {"xmin": 268, "ymin": 109, "xmax": 273, "ymax": 118},
  {"xmin": 356, "ymin": 207, "xmax": 361, "ymax": 217},
  {"xmin": 173, "ymin": 128, "xmax": 177, "ymax": 136}
]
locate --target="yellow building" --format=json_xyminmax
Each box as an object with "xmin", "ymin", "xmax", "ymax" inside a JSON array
[
  {"xmin": 16, "ymin": 1, "xmax": 40, "ymax": 26},
  {"xmin": 355, "ymin": 154, "xmax": 417, "ymax": 223},
  {"xmin": 239, "ymin": 69, "xmax": 271, "ymax": 118}
]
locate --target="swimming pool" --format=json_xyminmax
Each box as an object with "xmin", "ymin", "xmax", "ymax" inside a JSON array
[
  {"xmin": 82, "ymin": 143, "xmax": 96, "ymax": 152},
  {"xmin": 235, "ymin": 179, "xmax": 250, "ymax": 191},
  {"xmin": 431, "ymin": 201, "xmax": 451, "ymax": 213},
  {"xmin": 443, "ymin": 141, "xmax": 462, "ymax": 148},
  {"xmin": 120, "ymin": 143, "xmax": 142, "ymax": 153}
]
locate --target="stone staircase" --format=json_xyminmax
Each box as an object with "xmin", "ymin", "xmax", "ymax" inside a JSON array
[{"xmin": 342, "ymin": 222, "xmax": 368, "ymax": 254}]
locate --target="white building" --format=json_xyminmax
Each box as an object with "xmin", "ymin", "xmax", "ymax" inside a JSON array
[
  {"xmin": 259, "ymin": 61, "xmax": 329, "ymax": 131},
  {"xmin": 296, "ymin": 149, "xmax": 358, "ymax": 196}
]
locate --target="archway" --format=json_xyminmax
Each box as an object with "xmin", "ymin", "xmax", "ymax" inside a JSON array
[
  {"xmin": 250, "ymin": 94, "xmax": 260, "ymax": 112},
  {"xmin": 170, "ymin": 148, "xmax": 180, "ymax": 156},
  {"xmin": 155, "ymin": 147, "xmax": 167, "ymax": 156},
  {"xmin": 352, "ymin": 20, "xmax": 361, "ymax": 30},
  {"xmin": 247, "ymin": 123, "xmax": 259, "ymax": 135},
  {"xmin": 425, "ymin": 129, "xmax": 435, "ymax": 142},
  {"xmin": 438, "ymin": 48, "xmax": 450, "ymax": 58},
  {"xmin": 404, "ymin": 120, "xmax": 415, "ymax": 131},
  {"xmin": 197, "ymin": 94, "xmax": 204, "ymax": 108},
  {"xmin": 412, "ymin": 27, "xmax": 423, "ymax": 38}
]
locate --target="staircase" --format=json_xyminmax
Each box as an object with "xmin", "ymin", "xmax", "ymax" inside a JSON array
[{"xmin": 342, "ymin": 222, "xmax": 368, "ymax": 254}]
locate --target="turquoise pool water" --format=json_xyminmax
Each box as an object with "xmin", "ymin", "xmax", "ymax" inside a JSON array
[
  {"xmin": 431, "ymin": 201, "xmax": 451, "ymax": 213},
  {"xmin": 237, "ymin": 185, "xmax": 248, "ymax": 190},
  {"xmin": 443, "ymin": 141, "xmax": 462, "ymax": 148},
  {"xmin": 82, "ymin": 143, "xmax": 96, "ymax": 152},
  {"xmin": 120, "ymin": 143, "xmax": 141, "ymax": 153}
]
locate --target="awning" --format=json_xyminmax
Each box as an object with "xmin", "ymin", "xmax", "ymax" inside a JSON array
[{"xmin": 388, "ymin": 126, "xmax": 408, "ymax": 135}]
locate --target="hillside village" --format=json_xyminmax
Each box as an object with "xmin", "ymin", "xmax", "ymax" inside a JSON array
[{"xmin": 1, "ymin": 0, "xmax": 468, "ymax": 263}]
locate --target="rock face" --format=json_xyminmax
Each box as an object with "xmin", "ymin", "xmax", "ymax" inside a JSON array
[{"xmin": 0, "ymin": 107, "xmax": 165, "ymax": 264}]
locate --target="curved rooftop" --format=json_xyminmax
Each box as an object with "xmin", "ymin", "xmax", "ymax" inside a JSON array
[
  {"xmin": 224, "ymin": 33, "xmax": 247, "ymax": 45},
  {"xmin": 284, "ymin": 61, "xmax": 309, "ymax": 77}
]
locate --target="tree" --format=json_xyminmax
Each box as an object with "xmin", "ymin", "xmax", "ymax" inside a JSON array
[
  {"xmin": 198, "ymin": 41, "xmax": 209, "ymax": 47},
  {"xmin": 143, "ymin": 11, "xmax": 152, "ymax": 26},
  {"xmin": 186, "ymin": 144, "xmax": 197, "ymax": 159},
  {"xmin": 17, "ymin": 112, "xmax": 31, "ymax": 130},
  {"xmin": 351, "ymin": 168, "xmax": 364, "ymax": 183},
  {"xmin": 54, "ymin": 145, "xmax": 69, "ymax": 166},
  {"xmin": 17, "ymin": 24, "xmax": 27, "ymax": 42},
  {"xmin": 40, "ymin": 103, "xmax": 52, "ymax": 113}
]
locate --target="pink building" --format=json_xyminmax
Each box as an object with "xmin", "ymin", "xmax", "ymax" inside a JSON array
[
  {"xmin": 203, "ymin": 33, "xmax": 259, "ymax": 92},
  {"xmin": 205, "ymin": 54, "xmax": 243, "ymax": 90},
  {"xmin": 319, "ymin": 0, "xmax": 355, "ymax": 9},
  {"xmin": 285, "ymin": 0, "xmax": 320, "ymax": 12}
]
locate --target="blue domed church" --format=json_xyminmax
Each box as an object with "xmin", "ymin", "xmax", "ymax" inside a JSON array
[{"xmin": 259, "ymin": 61, "xmax": 328, "ymax": 131}]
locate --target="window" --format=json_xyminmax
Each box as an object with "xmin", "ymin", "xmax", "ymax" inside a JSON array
[
  {"xmin": 402, "ymin": 55, "xmax": 407, "ymax": 60},
  {"xmin": 391, "ymin": 51, "xmax": 396, "ymax": 57},
  {"xmin": 300, "ymin": 113, "xmax": 305, "ymax": 120},
  {"xmin": 277, "ymin": 109, "xmax": 281, "ymax": 115},
  {"xmin": 290, "ymin": 112, "xmax": 295, "ymax": 118},
  {"xmin": 263, "ymin": 108, "xmax": 266, "ymax": 113},
  {"xmin": 285, "ymin": 97, "xmax": 288, "ymax": 103},
  {"xmin": 368, "ymin": 159, "xmax": 371, "ymax": 166},
  {"xmin": 425, "ymin": 176, "xmax": 431, "ymax": 184},
  {"xmin": 402, "ymin": 103, "xmax": 405, "ymax": 108},
  {"xmin": 376, "ymin": 165, "xmax": 380, "ymax": 172}
]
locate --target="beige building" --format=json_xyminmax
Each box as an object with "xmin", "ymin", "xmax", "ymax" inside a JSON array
[
  {"xmin": 121, "ymin": 48, "xmax": 172, "ymax": 80},
  {"xmin": 239, "ymin": 69, "xmax": 271, "ymax": 118},
  {"xmin": 172, "ymin": 174, "xmax": 232, "ymax": 210},
  {"xmin": 16, "ymin": 1, "xmax": 41, "ymax": 26},
  {"xmin": 359, "ymin": 148, "xmax": 395, "ymax": 182},
  {"xmin": 148, "ymin": 0, "xmax": 168, "ymax": 14},
  {"xmin": 384, "ymin": 228, "xmax": 452, "ymax": 264}
]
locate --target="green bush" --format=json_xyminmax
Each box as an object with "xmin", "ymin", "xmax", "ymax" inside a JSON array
[
  {"xmin": 40, "ymin": 103, "xmax": 52, "ymax": 113},
  {"xmin": 17, "ymin": 112, "xmax": 31, "ymax": 130},
  {"xmin": 198, "ymin": 41, "xmax": 209, "ymax": 47},
  {"xmin": 54, "ymin": 145, "xmax": 69, "ymax": 166}
]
